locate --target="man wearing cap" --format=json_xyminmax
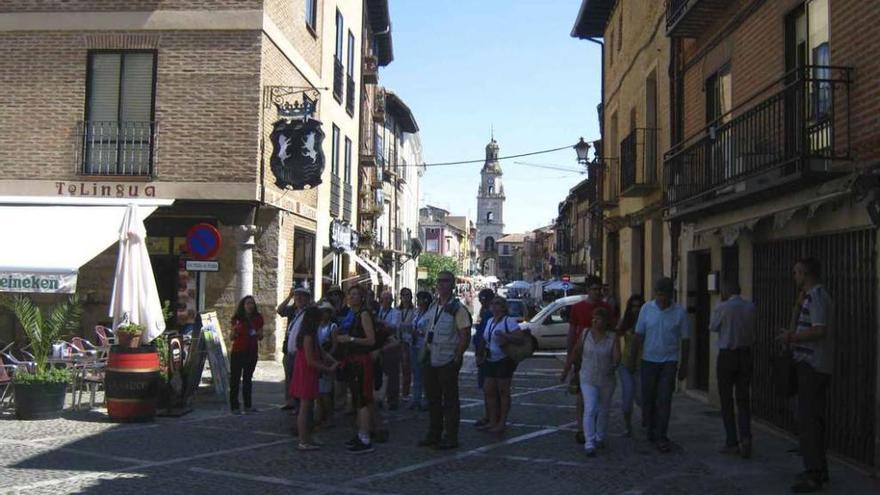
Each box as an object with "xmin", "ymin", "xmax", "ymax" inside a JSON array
[
  {"xmin": 562, "ymin": 276, "xmax": 612, "ymax": 444},
  {"xmin": 277, "ymin": 285, "xmax": 312, "ymax": 411},
  {"xmin": 634, "ymin": 277, "xmax": 691, "ymax": 453}
]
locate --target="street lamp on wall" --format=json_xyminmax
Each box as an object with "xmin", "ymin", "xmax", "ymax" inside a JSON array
[{"xmin": 573, "ymin": 137, "xmax": 591, "ymax": 165}]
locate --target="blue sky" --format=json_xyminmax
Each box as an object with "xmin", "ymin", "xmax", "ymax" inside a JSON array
[{"xmin": 381, "ymin": 0, "xmax": 602, "ymax": 233}]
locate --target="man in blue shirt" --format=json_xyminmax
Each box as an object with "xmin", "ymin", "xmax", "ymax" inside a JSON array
[{"xmin": 635, "ymin": 277, "xmax": 691, "ymax": 453}]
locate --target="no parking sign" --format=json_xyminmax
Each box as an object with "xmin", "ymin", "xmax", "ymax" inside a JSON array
[{"xmin": 185, "ymin": 223, "xmax": 222, "ymax": 261}]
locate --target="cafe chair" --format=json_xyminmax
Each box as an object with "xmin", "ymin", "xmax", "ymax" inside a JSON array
[
  {"xmin": 0, "ymin": 363, "xmax": 15, "ymax": 410},
  {"xmin": 1, "ymin": 351, "xmax": 34, "ymax": 374},
  {"xmin": 72, "ymin": 362, "xmax": 105, "ymax": 410},
  {"xmin": 95, "ymin": 326, "xmax": 116, "ymax": 347}
]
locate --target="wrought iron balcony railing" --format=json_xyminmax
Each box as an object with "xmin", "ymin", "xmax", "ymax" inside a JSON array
[
  {"xmin": 330, "ymin": 174, "xmax": 342, "ymax": 218},
  {"xmin": 333, "ymin": 57, "xmax": 344, "ymax": 102},
  {"xmin": 620, "ymin": 128, "xmax": 659, "ymax": 197},
  {"xmin": 373, "ymin": 90, "xmax": 386, "ymax": 123},
  {"xmin": 346, "ymin": 74, "xmax": 355, "ymax": 115},
  {"xmin": 665, "ymin": 65, "xmax": 852, "ymax": 209},
  {"xmin": 363, "ymin": 55, "xmax": 379, "ymax": 84},
  {"xmin": 77, "ymin": 120, "xmax": 156, "ymax": 176},
  {"xmin": 343, "ymin": 183, "xmax": 353, "ymax": 222}
]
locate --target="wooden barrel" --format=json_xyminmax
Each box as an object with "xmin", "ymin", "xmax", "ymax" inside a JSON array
[{"xmin": 105, "ymin": 345, "xmax": 160, "ymax": 422}]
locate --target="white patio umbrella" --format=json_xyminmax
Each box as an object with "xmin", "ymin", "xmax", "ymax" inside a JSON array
[{"xmin": 109, "ymin": 204, "xmax": 166, "ymax": 343}]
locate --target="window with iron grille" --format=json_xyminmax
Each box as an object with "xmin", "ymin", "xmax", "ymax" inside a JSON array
[{"xmin": 83, "ymin": 51, "xmax": 156, "ymax": 176}]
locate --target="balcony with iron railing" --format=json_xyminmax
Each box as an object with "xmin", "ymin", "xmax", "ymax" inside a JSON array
[
  {"xmin": 343, "ymin": 183, "xmax": 353, "ymax": 222},
  {"xmin": 373, "ymin": 90, "xmax": 386, "ymax": 123},
  {"xmin": 346, "ymin": 74, "xmax": 355, "ymax": 116},
  {"xmin": 665, "ymin": 66, "xmax": 852, "ymax": 216},
  {"xmin": 333, "ymin": 57, "xmax": 344, "ymax": 103},
  {"xmin": 595, "ymin": 158, "xmax": 619, "ymax": 207},
  {"xmin": 665, "ymin": 0, "xmax": 729, "ymax": 38},
  {"xmin": 330, "ymin": 174, "xmax": 342, "ymax": 218},
  {"xmin": 620, "ymin": 128, "xmax": 659, "ymax": 197},
  {"xmin": 76, "ymin": 121, "xmax": 156, "ymax": 176},
  {"xmin": 363, "ymin": 54, "xmax": 378, "ymax": 84}
]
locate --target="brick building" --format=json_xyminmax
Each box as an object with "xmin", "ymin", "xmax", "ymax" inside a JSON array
[
  {"xmin": 571, "ymin": 0, "xmax": 880, "ymax": 467},
  {"xmin": 0, "ymin": 0, "xmax": 389, "ymax": 360}
]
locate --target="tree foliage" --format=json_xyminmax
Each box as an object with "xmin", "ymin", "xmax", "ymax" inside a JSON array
[{"xmin": 418, "ymin": 253, "xmax": 460, "ymax": 290}]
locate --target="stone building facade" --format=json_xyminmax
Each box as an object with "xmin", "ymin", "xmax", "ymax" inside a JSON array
[{"xmin": 0, "ymin": 0, "xmax": 384, "ymax": 360}]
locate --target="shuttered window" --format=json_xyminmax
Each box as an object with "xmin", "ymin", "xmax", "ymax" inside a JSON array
[{"xmin": 84, "ymin": 51, "xmax": 156, "ymax": 175}]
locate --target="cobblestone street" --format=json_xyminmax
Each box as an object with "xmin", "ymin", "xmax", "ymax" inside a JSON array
[{"xmin": 1, "ymin": 355, "xmax": 877, "ymax": 494}]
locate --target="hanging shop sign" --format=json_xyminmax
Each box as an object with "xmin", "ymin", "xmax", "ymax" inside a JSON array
[
  {"xmin": 330, "ymin": 220, "xmax": 358, "ymax": 252},
  {"xmin": 270, "ymin": 118, "xmax": 326, "ymax": 190}
]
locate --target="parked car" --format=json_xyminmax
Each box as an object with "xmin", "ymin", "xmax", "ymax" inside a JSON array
[
  {"xmin": 505, "ymin": 298, "xmax": 529, "ymax": 323},
  {"xmin": 519, "ymin": 295, "xmax": 588, "ymax": 350}
]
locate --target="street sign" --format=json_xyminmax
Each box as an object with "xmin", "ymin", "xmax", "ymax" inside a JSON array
[
  {"xmin": 185, "ymin": 260, "xmax": 219, "ymax": 272},
  {"xmin": 185, "ymin": 223, "xmax": 222, "ymax": 261},
  {"xmin": 562, "ymin": 274, "xmax": 571, "ymax": 283},
  {"xmin": 562, "ymin": 281, "xmax": 571, "ymax": 291}
]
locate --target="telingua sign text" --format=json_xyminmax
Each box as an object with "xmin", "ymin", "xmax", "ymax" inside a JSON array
[{"xmin": 56, "ymin": 182, "xmax": 157, "ymax": 198}]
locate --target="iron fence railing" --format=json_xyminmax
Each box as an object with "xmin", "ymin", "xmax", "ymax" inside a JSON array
[
  {"xmin": 665, "ymin": 65, "xmax": 851, "ymax": 207},
  {"xmin": 77, "ymin": 120, "xmax": 156, "ymax": 176},
  {"xmin": 752, "ymin": 229, "xmax": 876, "ymax": 466}
]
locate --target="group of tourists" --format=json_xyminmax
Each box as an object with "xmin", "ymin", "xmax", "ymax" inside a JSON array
[{"xmin": 225, "ymin": 257, "xmax": 834, "ymax": 493}]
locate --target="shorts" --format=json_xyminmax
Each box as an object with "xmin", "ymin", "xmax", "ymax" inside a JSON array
[
  {"xmin": 483, "ymin": 358, "xmax": 517, "ymax": 379},
  {"xmin": 342, "ymin": 353, "xmax": 374, "ymax": 409}
]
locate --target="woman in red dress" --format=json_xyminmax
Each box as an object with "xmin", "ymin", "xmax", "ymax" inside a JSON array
[{"xmin": 290, "ymin": 307, "xmax": 338, "ymax": 450}]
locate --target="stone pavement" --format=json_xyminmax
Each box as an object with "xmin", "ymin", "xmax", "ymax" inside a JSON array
[{"xmin": 0, "ymin": 354, "xmax": 878, "ymax": 494}]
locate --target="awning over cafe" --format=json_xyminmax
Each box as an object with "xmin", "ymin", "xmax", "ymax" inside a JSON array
[
  {"xmin": 0, "ymin": 196, "xmax": 173, "ymax": 293},
  {"xmin": 359, "ymin": 255, "xmax": 393, "ymax": 287},
  {"xmin": 344, "ymin": 251, "xmax": 379, "ymax": 287}
]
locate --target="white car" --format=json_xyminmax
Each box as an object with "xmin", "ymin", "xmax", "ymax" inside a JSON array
[{"xmin": 519, "ymin": 295, "xmax": 588, "ymax": 350}]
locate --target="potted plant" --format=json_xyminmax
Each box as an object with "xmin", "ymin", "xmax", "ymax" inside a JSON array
[
  {"xmin": 2, "ymin": 295, "xmax": 82, "ymax": 420},
  {"xmin": 115, "ymin": 323, "xmax": 145, "ymax": 348}
]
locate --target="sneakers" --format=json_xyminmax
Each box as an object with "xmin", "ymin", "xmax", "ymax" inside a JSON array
[
  {"xmin": 345, "ymin": 436, "xmax": 359, "ymax": 447},
  {"xmin": 347, "ymin": 438, "xmax": 374, "ymax": 454},
  {"xmin": 297, "ymin": 442, "xmax": 320, "ymax": 451},
  {"xmin": 585, "ymin": 448, "xmax": 597, "ymax": 457}
]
